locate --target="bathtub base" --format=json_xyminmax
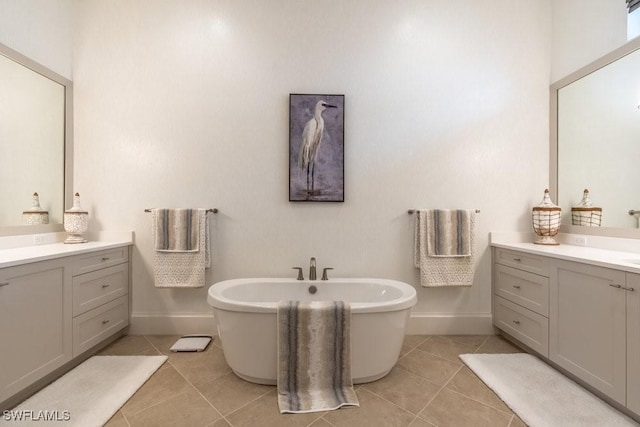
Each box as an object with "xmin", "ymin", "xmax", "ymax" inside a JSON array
[
  {"xmin": 214, "ymin": 307, "xmax": 411, "ymax": 387},
  {"xmin": 231, "ymin": 367, "xmax": 393, "ymax": 386}
]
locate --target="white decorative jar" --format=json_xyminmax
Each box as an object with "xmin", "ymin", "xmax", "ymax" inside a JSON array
[
  {"xmin": 571, "ymin": 189, "xmax": 602, "ymax": 227},
  {"xmin": 22, "ymin": 192, "xmax": 49, "ymax": 225},
  {"xmin": 64, "ymin": 193, "xmax": 89, "ymax": 244},
  {"xmin": 532, "ymin": 189, "xmax": 561, "ymax": 245}
]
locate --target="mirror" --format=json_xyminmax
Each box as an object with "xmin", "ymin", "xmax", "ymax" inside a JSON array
[
  {"xmin": 0, "ymin": 42, "xmax": 72, "ymax": 236},
  {"xmin": 551, "ymin": 37, "xmax": 640, "ymax": 237}
]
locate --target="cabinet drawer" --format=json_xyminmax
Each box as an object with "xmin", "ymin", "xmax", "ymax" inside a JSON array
[
  {"xmin": 73, "ymin": 263, "xmax": 128, "ymax": 316},
  {"xmin": 494, "ymin": 296, "xmax": 549, "ymax": 357},
  {"xmin": 495, "ymin": 248, "xmax": 548, "ymax": 276},
  {"xmin": 495, "ymin": 264, "xmax": 549, "ymax": 316},
  {"xmin": 72, "ymin": 247, "xmax": 128, "ymax": 276},
  {"xmin": 73, "ymin": 296, "xmax": 128, "ymax": 357}
]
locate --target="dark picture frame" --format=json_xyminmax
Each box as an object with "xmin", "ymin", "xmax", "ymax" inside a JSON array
[{"xmin": 289, "ymin": 94, "xmax": 344, "ymax": 202}]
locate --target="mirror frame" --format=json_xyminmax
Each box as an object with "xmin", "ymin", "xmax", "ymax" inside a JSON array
[
  {"xmin": 0, "ymin": 42, "xmax": 73, "ymax": 237},
  {"xmin": 550, "ymin": 36, "xmax": 640, "ymax": 239}
]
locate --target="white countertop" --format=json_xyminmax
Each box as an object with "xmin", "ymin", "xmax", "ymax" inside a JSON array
[
  {"xmin": 0, "ymin": 231, "xmax": 133, "ymax": 268},
  {"xmin": 491, "ymin": 232, "xmax": 640, "ymax": 274}
]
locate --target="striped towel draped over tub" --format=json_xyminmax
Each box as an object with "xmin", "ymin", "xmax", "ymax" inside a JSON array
[
  {"xmin": 277, "ymin": 300, "xmax": 359, "ymax": 414},
  {"xmin": 152, "ymin": 208, "xmax": 210, "ymax": 288}
]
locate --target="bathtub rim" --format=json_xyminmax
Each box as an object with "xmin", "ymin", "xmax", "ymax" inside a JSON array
[{"xmin": 207, "ymin": 277, "xmax": 417, "ymax": 314}]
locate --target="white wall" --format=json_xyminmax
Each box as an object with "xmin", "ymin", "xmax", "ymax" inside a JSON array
[
  {"xmin": 73, "ymin": 0, "xmax": 552, "ymax": 334},
  {"xmin": 551, "ymin": 0, "xmax": 628, "ymax": 82},
  {"xmin": 0, "ymin": 0, "xmax": 73, "ymax": 79}
]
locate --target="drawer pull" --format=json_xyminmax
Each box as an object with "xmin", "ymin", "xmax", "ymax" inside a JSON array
[
  {"xmin": 102, "ymin": 319, "xmax": 110, "ymax": 325},
  {"xmin": 610, "ymin": 284, "xmax": 622, "ymax": 289},
  {"xmin": 512, "ymin": 320, "xmax": 521, "ymax": 325},
  {"xmin": 0, "ymin": 282, "xmax": 9, "ymax": 287},
  {"xmin": 513, "ymin": 258, "xmax": 522, "ymax": 262},
  {"xmin": 101, "ymin": 257, "xmax": 110, "ymax": 261},
  {"xmin": 101, "ymin": 284, "xmax": 110, "ymax": 289},
  {"xmin": 512, "ymin": 285, "xmax": 521, "ymax": 289}
]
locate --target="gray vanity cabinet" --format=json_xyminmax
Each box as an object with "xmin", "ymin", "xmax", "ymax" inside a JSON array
[
  {"xmin": 0, "ymin": 258, "xmax": 72, "ymax": 403},
  {"xmin": 0, "ymin": 245, "xmax": 130, "ymax": 410},
  {"xmin": 493, "ymin": 247, "xmax": 640, "ymax": 418},
  {"xmin": 626, "ymin": 273, "xmax": 640, "ymax": 414},
  {"xmin": 493, "ymin": 248, "xmax": 549, "ymax": 356},
  {"xmin": 549, "ymin": 260, "xmax": 627, "ymax": 405}
]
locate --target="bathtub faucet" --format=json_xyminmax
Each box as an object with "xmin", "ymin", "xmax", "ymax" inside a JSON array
[{"xmin": 309, "ymin": 257, "xmax": 317, "ymax": 280}]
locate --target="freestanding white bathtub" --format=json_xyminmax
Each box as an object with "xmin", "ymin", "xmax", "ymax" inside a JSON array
[{"xmin": 207, "ymin": 278, "xmax": 417, "ymax": 385}]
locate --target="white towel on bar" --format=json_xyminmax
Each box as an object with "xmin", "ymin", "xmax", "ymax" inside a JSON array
[
  {"xmin": 414, "ymin": 209, "xmax": 476, "ymax": 287},
  {"xmin": 152, "ymin": 208, "xmax": 210, "ymax": 288}
]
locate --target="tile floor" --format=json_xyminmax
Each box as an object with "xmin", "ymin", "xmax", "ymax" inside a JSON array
[{"xmin": 101, "ymin": 334, "xmax": 527, "ymax": 427}]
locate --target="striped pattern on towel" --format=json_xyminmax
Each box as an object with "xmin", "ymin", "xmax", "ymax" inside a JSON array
[
  {"xmin": 154, "ymin": 208, "xmax": 199, "ymax": 252},
  {"xmin": 277, "ymin": 300, "xmax": 359, "ymax": 414},
  {"xmin": 427, "ymin": 209, "xmax": 471, "ymax": 257}
]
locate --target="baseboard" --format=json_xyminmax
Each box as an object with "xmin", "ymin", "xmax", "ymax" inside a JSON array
[
  {"xmin": 131, "ymin": 312, "xmax": 494, "ymax": 336},
  {"xmin": 406, "ymin": 313, "xmax": 495, "ymax": 335},
  {"xmin": 130, "ymin": 313, "xmax": 216, "ymax": 335}
]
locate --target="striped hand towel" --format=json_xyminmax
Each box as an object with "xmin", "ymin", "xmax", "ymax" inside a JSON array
[
  {"xmin": 277, "ymin": 300, "xmax": 359, "ymax": 414},
  {"xmin": 154, "ymin": 208, "xmax": 200, "ymax": 252},
  {"xmin": 426, "ymin": 209, "xmax": 471, "ymax": 257}
]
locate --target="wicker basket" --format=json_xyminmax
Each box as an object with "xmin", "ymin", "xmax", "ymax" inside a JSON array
[{"xmin": 532, "ymin": 189, "xmax": 561, "ymax": 245}]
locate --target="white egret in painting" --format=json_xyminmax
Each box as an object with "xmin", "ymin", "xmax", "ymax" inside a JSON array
[{"xmin": 298, "ymin": 100, "xmax": 337, "ymax": 194}]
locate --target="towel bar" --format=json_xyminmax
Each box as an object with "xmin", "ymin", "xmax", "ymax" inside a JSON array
[
  {"xmin": 144, "ymin": 208, "xmax": 218, "ymax": 213},
  {"xmin": 408, "ymin": 209, "xmax": 480, "ymax": 214}
]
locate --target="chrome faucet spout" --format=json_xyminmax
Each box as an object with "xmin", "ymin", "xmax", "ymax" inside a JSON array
[{"xmin": 309, "ymin": 257, "xmax": 317, "ymax": 280}]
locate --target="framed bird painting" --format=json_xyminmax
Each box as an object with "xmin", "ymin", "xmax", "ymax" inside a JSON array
[{"xmin": 289, "ymin": 93, "xmax": 345, "ymax": 202}]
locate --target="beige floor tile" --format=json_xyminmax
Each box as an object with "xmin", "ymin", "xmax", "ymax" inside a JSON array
[
  {"xmin": 208, "ymin": 419, "xmax": 232, "ymax": 427},
  {"xmin": 408, "ymin": 417, "xmax": 437, "ymax": 427},
  {"xmin": 104, "ymin": 410, "xmax": 128, "ymax": 427},
  {"xmin": 419, "ymin": 388, "xmax": 512, "ymax": 427},
  {"xmin": 126, "ymin": 388, "xmax": 222, "ymax": 427},
  {"xmin": 418, "ymin": 336, "xmax": 479, "ymax": 362},
  {"xmin": 448, "ymin": 335, "xmax": 490, "ymax": 347},
  {"xmin": 226, "ymin": 389, "xmax": 323, "ymax": 427},
  {"xmin": 121, "ymin": 364, "xmax": 193, "ymax": 417},
  {"xmin": 445, "ymin": 366, "xmax": 510, "ymax": 412},
  {"xmin": 167, "ymin": 346, "xmax": 232, "ymax": 387},
  {"xmin": 509, "ymin": 414, "xmax": 528, "ymax": 427},
  {"xmin": 322, "ymin": 388, "xmax": 415, "ymax": 427},
  {"xmin": 403, "ymin": 335, "xmax": 431, "ymax": 348},
  {"xmin": 196, "ymin": 371, "xmax": 273, "ymax": 415},
  {"xmin": 310, "ymin": 418, "xmax": 335, "ymax": 426},
  {"xmin": 476, "ymin": 335, "xmax": 523, "ymax": 354},
  {"xmin": 362, "ymin": 366, "xmax": 441, "ymax": 414},
  {"xmin": 99, "ymin": 335, "xmax": 160, "ymax": 356},
  {"xmin": 397, "ymin": 348, "xmax": 462, "ymax": 386}
]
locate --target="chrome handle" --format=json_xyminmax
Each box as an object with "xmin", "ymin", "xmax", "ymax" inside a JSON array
[
  {"xmin": 101, "ymin": 257, "xmax": 110, "ymax": 261},
  {"xmin": 102, "ymin": 319, "xmax": 110, "ymax": 325},
  {"xmin": 512, "ymin": 320, "xmax": 520, "ymax": 325},
  {"xmin": 321, "ymin": 268, "xmax": 334, "ymax": 281},
  {"xmin": 512, "ymin": 285, "xmax": 521, "ymax": 289},
  {"xmin": 101, "ymin": 284, "xmax": 110, "ymax": 289},
  {"xmin": 292, "ymin": 267, "xmax": 304, "ymax": 281},
  {"xmin": 623, "ymin": 286, "xmax": 636, "ymax": 292},
  {"xmin": 0, "ymin": 282, "xmax": 9, "ymax": 287},
  {"xmin": 610, "ymin": 284, "xmax": 622, "ymax": 289}
]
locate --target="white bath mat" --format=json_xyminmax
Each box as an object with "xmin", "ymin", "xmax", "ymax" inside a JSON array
[
  {"xmin": 460, "ymin": 353, "xmax": 639, "ymax": 427},
  {"xmin": 1, "ymin": 355, "xmax": 167, "ymax": 426}
]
